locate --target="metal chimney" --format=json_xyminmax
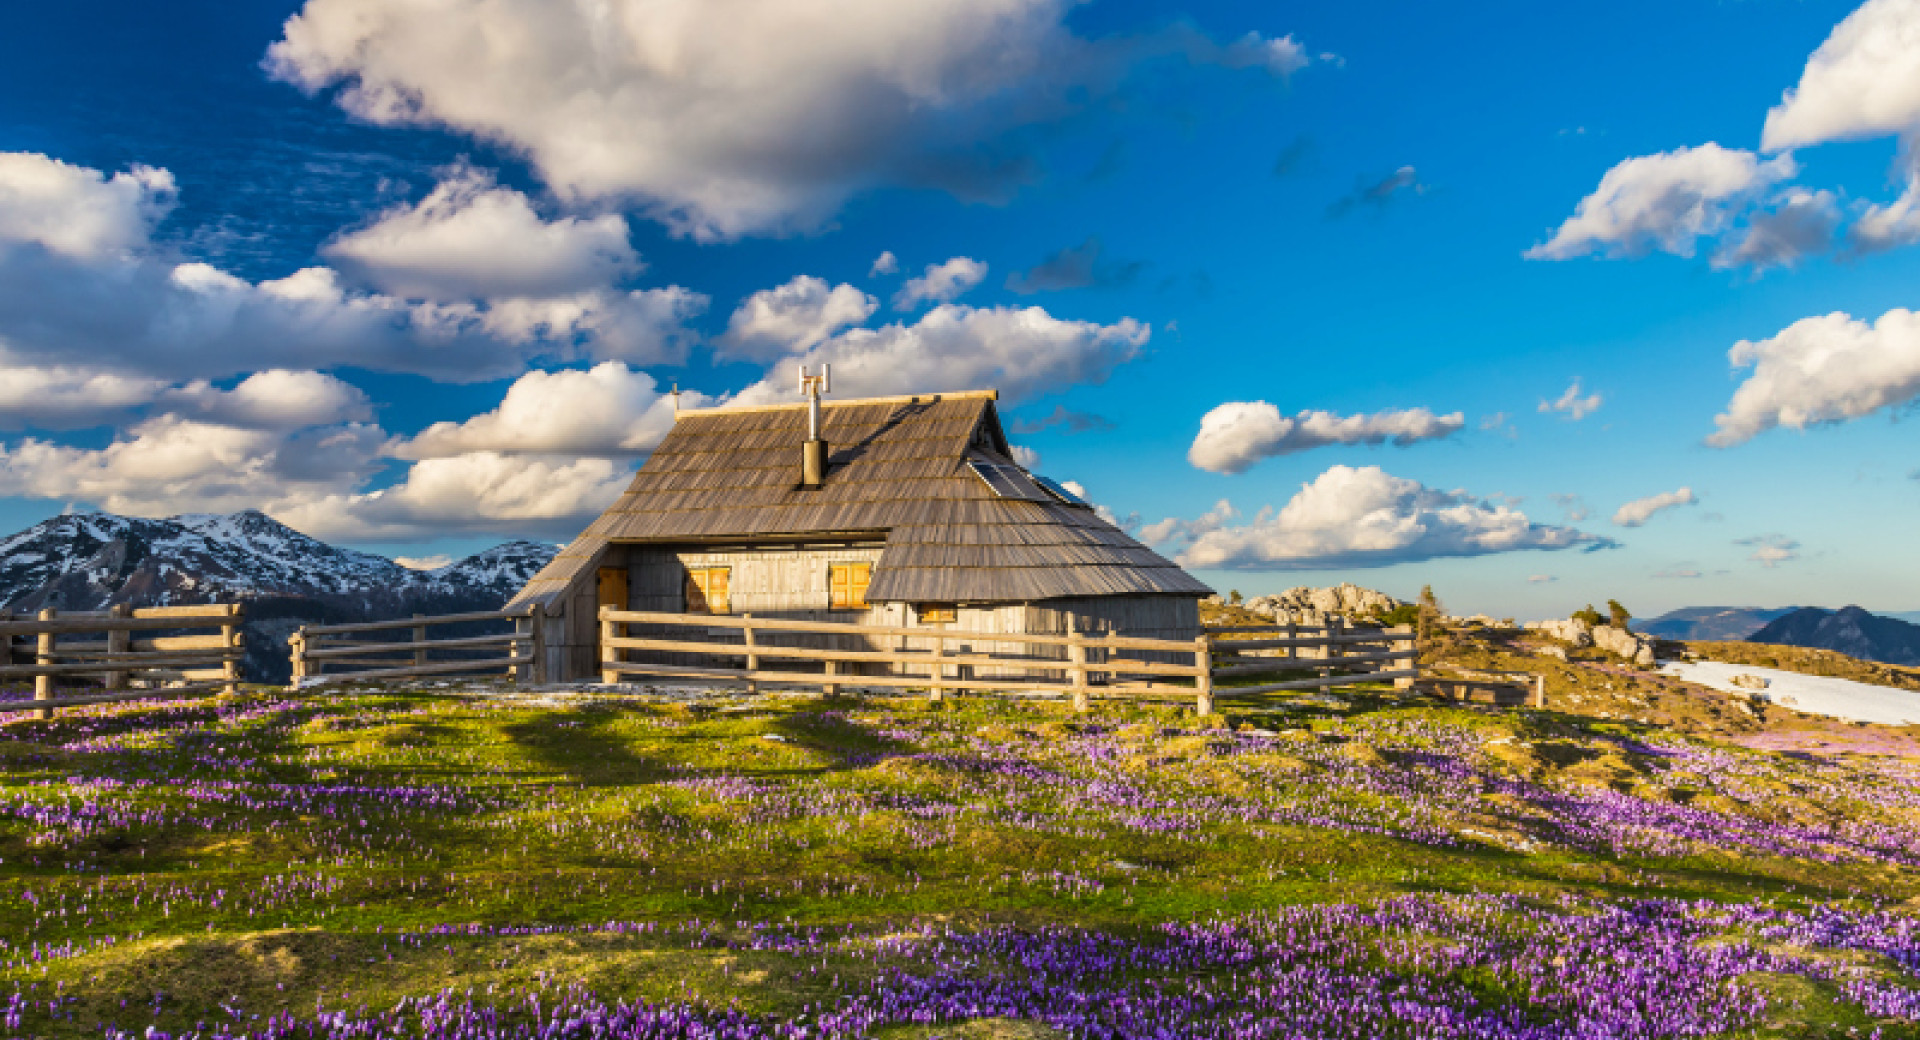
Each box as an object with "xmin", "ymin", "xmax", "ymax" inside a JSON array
[{"xmin": 799, "ymin": 364, "xmax": 830, "ymax": 486}]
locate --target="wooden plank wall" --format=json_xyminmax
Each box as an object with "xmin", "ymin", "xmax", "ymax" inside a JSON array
[{"xmin": 543, "ymin": 541, "xmax": 1207, "ymax": 683}]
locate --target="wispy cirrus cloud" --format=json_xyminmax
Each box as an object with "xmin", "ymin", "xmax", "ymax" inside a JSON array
[
  {"xmin": 1612, "ymin": 487, "xmax": 1697, "ymax": 527},
  {"xmin": 1539, "ymin": 380, "xmax": 1603, "ymax": 421}
]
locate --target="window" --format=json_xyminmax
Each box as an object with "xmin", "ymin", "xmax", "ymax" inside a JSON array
[
  {"xmin": 918, "ymin": 603, "xmax": 958, "ymax": 624},
  {"xmin": 829, "ymin": 562, "xmax": 871, "ymax": 611},
  {"xmin": 685, "ymin": 567, "xmax": 730, "ymax": 614}
]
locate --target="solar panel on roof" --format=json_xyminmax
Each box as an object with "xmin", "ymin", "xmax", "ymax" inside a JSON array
[
  {"xmin": 1032, "ymin": 474, "xmax": 1091, "ymax": 509},
  {"xmin": 966, "ymin": 459, "xmax": 1049, "ymax": 502}
]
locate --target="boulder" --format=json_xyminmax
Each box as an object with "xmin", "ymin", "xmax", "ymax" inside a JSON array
[
  {"xmin": 1592, "ymin": 624, "xmax": 1658, "ymax": 668},
  {"xmin": 1524, "ymin": 617, "xmax": 1593, "ymax": 648},
  {"xmin": 1243, "ymin": 583, "xmax": 1405, "ymax": 625}
]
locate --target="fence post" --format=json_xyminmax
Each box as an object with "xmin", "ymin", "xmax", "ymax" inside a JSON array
[
  {"xmin": 220, "ymin": 604, "xmax": 243, "ymax": 696},
  {"xmin": 33, "ymin": 607, "xmax": 55, "ymax": 720},
  {"xmin": 1104, "ymin": 629, "xmax": 1120, "ymax": 687},
  {"xmin": 929, "ymin": 628, "xmax": 946, "ymax": 703},
  {"xmin": 1319, "ymin": 617, "xmax": 1340, "ymax": 696},
  {"xmin": 1285, "ymin": 622, "xmax": 1297, "ymax": 666},
  {"xmin": 524, "ymin": 603, "xmax": 545, "ymax": 685},
  {"xmin": 743, "ymin": 614, "xmax": 761, "ymax": 695},
  {"xmin": 104, "ymin": 603, "xmax": 131, "ymax": 690},
  {"xmin": 1068, "ymin": 616, "xmax": 1089, "ymax": 712},
  {"xmin": 1392, "ymin": 624, "xmax": 1416, "ymax": 691},
  {"xmin": 413, "ymin": 614, "xmax": 428, "ymax": 669},
  {"xmin": 290, "ymin": 630, "xmax": 307, "ymax": 688},
  {"xmin": 1194, "ymin": 633, "xmax": 1214, "ymax": 716},
  {"xmin": 1532, "ymin": 674, "xmax": 1546, "ymax": 709},
  {"xmin": 600, "ymin": 607, "xmax": 619, "ymax": 685}
]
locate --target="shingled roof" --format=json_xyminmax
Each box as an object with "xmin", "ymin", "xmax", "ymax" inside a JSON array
[{"xmin": 511, "ymin": 390, "xmax": 1211, "ymax": 608}]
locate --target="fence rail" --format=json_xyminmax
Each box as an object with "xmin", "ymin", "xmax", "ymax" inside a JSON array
[
  {"xmin": 1206, "ymin": 619, "xmax": 1417, "ymax": 697},
  {"xmin": 600, "ymin": 609, "xmax": 1420, "ymax": 713},
  {"xmin": 601, "ymin": 607, "xmax": 1215, "ymax": 709},
  {"xmin": 290, "ymin": 605, "xmax": 544, "ymax": 688},
  {"xmin": 0, "ymin": 604, "xmax": 244, "ymax": 718}
]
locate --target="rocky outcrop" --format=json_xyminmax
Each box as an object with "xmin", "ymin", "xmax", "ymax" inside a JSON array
[
  {"xmin": 1525, "ymin": 617, "xmax": 1593, "ymax": 648},
  {"xmin": 1242, "ymin": 583, "xmax": 1404, "ymax": 626},
  {"xmin": 1593, "ymin": 624, "xmax": 1658, "ymax": 668},
  {"xmin": 1524, "ymin": 617, "xmax": 1659, "ymax": 667}
]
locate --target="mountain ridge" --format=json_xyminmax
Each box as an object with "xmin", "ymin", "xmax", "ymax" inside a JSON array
[
  {"xmin": 1640, "ymin": 606, "xmax": 1799, "ymax": 642},
  {"xmin": 0, "ymin": 510, "xmax": 557, "ymax": 682},
  {"xmin": 1747, "ymin": 605, "xmax": 1920, "ymax": 668}
]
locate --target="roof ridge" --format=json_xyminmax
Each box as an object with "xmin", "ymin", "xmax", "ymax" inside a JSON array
[{"xmin": 676, "ymin": 389, "xmax": 998, "ymax": 418}]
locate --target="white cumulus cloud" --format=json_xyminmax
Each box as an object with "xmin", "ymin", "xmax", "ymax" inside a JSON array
[
  {"xmin": 893, "ymin": 257, "xmax": 988, "ymax": 310},
  {"xmin": 718, "ymin": 276, "xmax": 878, "ymax": 363},
  {"xmin": 1168, "ymin": 465, "xmax": 1606, "ymax": 571},
  {"xmin": 1526, "ymin": 144, "xmax": 1796, "ymax": 261},
  {"xmin": 734, "ymin": 303, "xmax": 1147, "ymax": 406},
  {"xmin": 283, "ymin": 452, "xmax": 634, "ymax": 542},
  {"xmin": 1761, "ymin": 0, "xmax": 1920, "ymax": 153},
  {"xmin": 398, "ymin": 362, "xmax": 711, "ymax": 459},
  {"xmin": 1612, "ymin": 487, "xmax": 1697, "ymax": 527},
  {"xmin": 0, "ymin": 415, "xmax": 387, "ymax": 519},
  {"xmin": 0, "ymin": 152, "xmax": 704, "ymax": 383},
  {"xmin": 1710, "ymin": 308, "xmax": 1920, "ymax": 446},
  {"xmin": 323, "ymin": 167, "xmax": 640, "ymax": 300},
  {"xmin": 1187, "ymin": 403, "xmax": 1465, "ymax": 475},
  {"xmin": 266, "ymin": 0, "xmax": 1313, "ymax": 238},
  {"xmin": 0, "ymin": 152, "xmax": 175, "ymax": 261},
  {"xmin": 0, "ymin": 362, "xmax": 169, "ymax": 430}
]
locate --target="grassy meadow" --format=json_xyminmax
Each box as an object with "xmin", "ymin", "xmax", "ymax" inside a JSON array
[{"xmin": 4, "ymin": 663, "xmax": 1920, "ymax": 1038}]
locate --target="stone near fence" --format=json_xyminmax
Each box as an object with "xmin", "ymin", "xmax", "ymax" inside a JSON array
[
  {"xmin": 1523, "ymin": 618, "xmax": 1658, "ymax": 667},
  {"xmin": 1242, "ymin": 583, "xmax": 1405, "ymax": 625}
]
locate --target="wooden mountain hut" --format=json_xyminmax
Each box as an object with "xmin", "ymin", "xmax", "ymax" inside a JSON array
[{"xmin": 508, "ymin": 385, "xmax": 1213, "ymax": 682}]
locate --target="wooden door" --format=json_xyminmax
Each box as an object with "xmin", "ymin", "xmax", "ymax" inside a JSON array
[
  {"xmin": 597, "ymin": 567, "xmax": 628, "ymax": 669},
  {"xmin": 598, "ymin": 566, "xmax": 629, "ymax": 613}
]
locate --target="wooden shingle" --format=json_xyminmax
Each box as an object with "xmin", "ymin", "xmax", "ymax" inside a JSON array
[{"xmin": 510, "ymin": 390, "xmax": 1211, "ymax": 609}]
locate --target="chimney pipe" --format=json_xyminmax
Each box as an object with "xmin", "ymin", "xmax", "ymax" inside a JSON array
[{"xmin": 799, "ymin": 364, "xmax": 830, "ymax": 486}]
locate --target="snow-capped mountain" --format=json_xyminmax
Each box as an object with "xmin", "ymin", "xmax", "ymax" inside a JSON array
[
  {"xmin": 0, "ymin": 510, "xmax": 557, "ymax": 681},
  {"xmin": 427, "ymin": 541, "xmax": 560, "ymax": 601}
]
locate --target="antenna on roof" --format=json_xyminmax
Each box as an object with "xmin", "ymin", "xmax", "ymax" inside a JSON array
[
  {"xmin": 671, "ymin": 381, "xmax": 681, "ymax": 414},
  {"xmin": 798, "ymin": 364, "xmax": 831, "ymax": 487}
]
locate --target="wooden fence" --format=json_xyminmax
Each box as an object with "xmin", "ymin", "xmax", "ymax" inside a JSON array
[
  {"xmin": 600, "ymin": 608, "xmax": 1418, "ymax": 713},
  {"xmin": 289, "ymin": 605, "xmax": 544, "ymax": 688},
  {"xmin": 1425, "ymin": 668, "xmax": 1544, "ymax": 708},
  {"xmin": 1206, "ymin": 619, "xmax": 1418, "ymax": 697},
  {"xmin": 0, "ymin": 604, "xmax": 244, "ymax": 718}
]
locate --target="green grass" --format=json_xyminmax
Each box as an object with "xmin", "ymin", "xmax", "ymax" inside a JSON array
[{"xmin": 3, "ymin": 685, "xmax": 1920, "ymax": 1036}]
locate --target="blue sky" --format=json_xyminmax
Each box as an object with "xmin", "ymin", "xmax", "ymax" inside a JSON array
[{"xmin": 2, "ymin": 0, "xmax": 1918, "ymax": 619}]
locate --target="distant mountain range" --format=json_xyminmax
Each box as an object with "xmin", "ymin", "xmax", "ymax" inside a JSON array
[
  {"xmin": 1640, "ymin": 606, "xmax": 1799, "ymax": 642},
  {"xmin": 1747, "ymin": 606, "xmax": 1920, "ymax": 668},
  {"xmin": 0, "ymin": 510, "xmax": 556, "ymax": 682}
]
